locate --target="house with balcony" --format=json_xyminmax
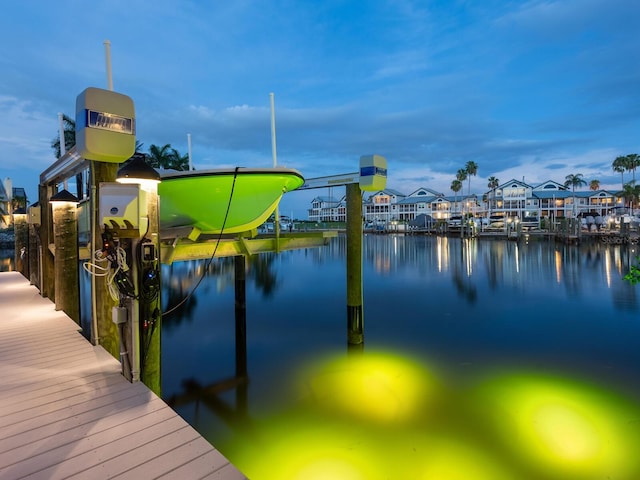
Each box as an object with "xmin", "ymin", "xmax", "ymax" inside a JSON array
[
  {"xmin": 306, "ymin": 178, "xmax": 621, "ymax": 227},
  {"xmin": 363, "ymin": 189, "xmax": 405, "ymax": 224},
  {"xmin": 308, "ymin": 195, "xmax": 346, "ymax": 222}
]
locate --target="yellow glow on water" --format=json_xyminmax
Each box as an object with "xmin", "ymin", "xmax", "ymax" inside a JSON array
[
  {"xmin": 415, "ymin": 437, "xmax": 514, "ymax": 480},
  {"xmin": 533, "ymin": 403, "xmax": 600, "ymax": 460},
  {"xmin": 299, "ymin": 351, "xmax": 436, "ymax": 424},
  {"xmin": 475, "ymin": 373, "xmax": 640, "ymax": 477},
  {"xmin": 227, "ymin": 415, "xmax": 385, "ymax": 480},
  {"xmin": 216, "ymin": 354, "xmax": 640, "ymax": 479}
]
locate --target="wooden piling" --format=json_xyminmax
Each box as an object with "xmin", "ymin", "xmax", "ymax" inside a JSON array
[
  {"xmin": 52, "ymin": 197, "xmax": 80, "ymax": 323},
  {"xmin": 139, "ymin": 189, "xmax": 162, "ymax": 396},
  {"xmin": 28, "ymin": 221, "xmax": 39, "ymax": 288},
  {"xmin": 13, "ymin": 212, "xmax": 29, "ymax": 279},
  {"xmin": 346, "ymin": 183, "xmax": 364, "ymax": 345},
  {"xmin": 92, "ymin": 162, "xmax": 120, "ymax": 358},
  {"xmin": 234, "ymin": 255, "xmax": 247, "ymax": 378},
  {"xmin": 38, "ymin": 184, "xmax": 55, "ymax": 301}
]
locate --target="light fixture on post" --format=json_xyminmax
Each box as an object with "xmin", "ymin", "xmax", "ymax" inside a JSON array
[
  {"xmin": 50, "ymin": 188, "xmax": 80, "ymax": 322},
  {"xmin": 50, "ymin": 189, "xmax": 80, "ymax": 204},
  {"xmin": 116, "ymin": 154, "xmax": 160, "ymax": 190}
]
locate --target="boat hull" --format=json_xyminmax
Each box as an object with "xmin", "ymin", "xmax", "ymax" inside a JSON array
[{"xmin": 158, "ymin": 167, "xmax": 304, "ymax": 234}]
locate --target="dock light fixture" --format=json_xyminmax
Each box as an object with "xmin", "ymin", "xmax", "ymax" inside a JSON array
[
  {"xmin": 116, "ymin": 155, "xmax": 160, "ymax": 189},
  {"xmin": 50, "ymin": 189, "xmax": 79, "ymax": 204}
]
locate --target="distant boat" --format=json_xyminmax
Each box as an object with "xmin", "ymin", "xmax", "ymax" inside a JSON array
[{"xmin": 158, "ymin": 167, "xmax": 304, "ymax": 234}]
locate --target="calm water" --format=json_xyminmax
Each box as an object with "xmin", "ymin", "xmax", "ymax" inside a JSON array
[{"xmin": 163, "ymin": 235, "xmax": 640, "ymax": 479}]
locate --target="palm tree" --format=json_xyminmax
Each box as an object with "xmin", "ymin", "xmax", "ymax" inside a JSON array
[
  {"xmin": 564, "ymin": 173, "xmax": 587, "ymax": 217},
  {"xmin": 589, "ymin": 179, "xmax": 600, "ymax": 191},
  {"xmin": 455, "ymin": 169, "xmax": 467, "ymax": 213},
  {"xmin": 465, "ymin": 161, "xmax": 478, "ymax": 217},
  {"xmin": 147, "ymin": 144, "xmax": 190, "ymax": 171},
  {"xmin": 626, "ymin": 154, "xmax": 640, "ymax": 183},
  {"xmin": 450, "ymin": 179, "xmax": 462, "ymax": 214},
  {"xmin": 613, "ymin": 155, "xmax": 628, "ymax": 190},
  {"xmin": 168, "ymin": 147, "xmax": 190, "ymax": 171},
  {"xmin": 50, "ymin": 114, "xmax": 76, "ymax": 158},
  {"xmin": 621, "ymin": 182, "xmax": 640, "ymax": 216},
  {"xmin": 465, "ymin": 161, "xmax": 478, "ymax": 195},
  {"xmin": 487, "ymin": 176, "xmax": 499, "ymax": 217}
]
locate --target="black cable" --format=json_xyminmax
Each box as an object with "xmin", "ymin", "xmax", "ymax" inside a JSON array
[{"xmin": 162, "ymin": 167, "xmax": 240, "ymax": 317}]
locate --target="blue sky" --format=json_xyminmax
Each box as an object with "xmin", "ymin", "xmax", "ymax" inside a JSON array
[{"xmin": 1, "ymin": 0, "xmax": 639, "ymax": 218}]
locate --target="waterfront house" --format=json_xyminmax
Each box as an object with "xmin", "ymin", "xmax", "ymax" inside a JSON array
[
  {"xmin": 308, "ymin": 195, "xmax": 346, "ymax": 222},
  {"xmin": 0, "ymin": 178, "xmax": 27, "ymax": 228},
  {"xmin": 363, "ymin": 189, "xmax": 405, "ymax": 224},
  {"xmin": 306, "ymin": 178, "xmax": 620, "ymax": 227}
]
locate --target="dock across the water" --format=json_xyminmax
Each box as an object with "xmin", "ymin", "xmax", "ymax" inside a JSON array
[{"xmin": 0, "ymin": 271, "xmax": 247, "ymax": 480}]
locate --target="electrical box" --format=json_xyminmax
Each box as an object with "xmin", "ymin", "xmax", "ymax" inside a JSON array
[
  {"xmin": 28, "ymin": 204, "xmax": 41, "ymax": 225},
  {"xmin": 75, "ymin": 87, "xmax": 136, "ymax": 163},
  {"xmin": 359, "ymin": 154, "xmax": 387, "ymax": 191},
  {"xmin": 99, "ymin": 182, "xmax": 148, "ymax": 231}
]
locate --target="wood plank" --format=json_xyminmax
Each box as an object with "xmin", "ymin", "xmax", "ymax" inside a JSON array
[{"xmin": 0, "ymin": 272, "xmax": 248, "ymax": 480}]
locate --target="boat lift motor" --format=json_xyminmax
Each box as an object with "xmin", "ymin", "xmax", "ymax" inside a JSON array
[{"xmin": 359, "ymin": 154, "xmax": 387, "ymax": 192}]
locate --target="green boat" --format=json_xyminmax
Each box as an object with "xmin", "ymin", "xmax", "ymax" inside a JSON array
[{"xmin": 158, "ymin": 167, "xmax": 304, "ymax": 234}]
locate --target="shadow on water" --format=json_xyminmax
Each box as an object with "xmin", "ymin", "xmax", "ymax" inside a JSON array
[{"xmin": 160, "ymin": 235, "xmax": 640, "ymax": 479}]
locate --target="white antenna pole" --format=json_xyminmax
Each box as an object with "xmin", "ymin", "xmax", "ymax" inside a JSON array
[
  {"xmin": 270, "ymin": 92, "xmax": 277, "ymax": 167},
  {"xmin": 104, "ymin": 40, "xmax": 113, "ymax": 91},
  {"xmin": 58, "ymin": 112, "xmax": 68, "ymax": 189},
  {"xmin": 187, "ymin": 133, "xmax": 193, "ymax": 170},
  {"xmin": 269, "ymin": 93, "xmax": 280, "ymax": 239},
  {"xmin": 58, "ymin": 112, "xmax": 66, "ymax": 157}
]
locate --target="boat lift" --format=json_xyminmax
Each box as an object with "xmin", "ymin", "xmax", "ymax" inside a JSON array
[{"xmin": 296, "ymin": 154, "xmax": 388, "ymax": 346}]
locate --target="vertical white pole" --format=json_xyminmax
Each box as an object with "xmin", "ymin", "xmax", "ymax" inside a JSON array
[
  {"xmin": 104, "ymin": 40, "xmax": 113, "ymax": 91},
  {"xmin": 58, "ymin": 112, "xmax": 69, "ymax": 189},
  {"xmin": 270, "ymin": 92, "xmax": 277, "ymax": 167},
  {"xmin": 58, "ymin": 112, "xmax": 66, "ymax": 157},
  {"xmin": 187, "ymin": 133, "xmax": 193, "ymax": 170},
  {"xmin": 269, "ymin": 93, "xmax": 280, "ymax": 242},
  {"xmin": 58, "ymin": 112, "xmax": 69, "ymax": 190}
]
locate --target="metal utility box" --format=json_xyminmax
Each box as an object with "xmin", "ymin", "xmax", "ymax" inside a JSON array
[{"xmin": 99, "ymin": 183, "xmax": 148, "ymax": 231}]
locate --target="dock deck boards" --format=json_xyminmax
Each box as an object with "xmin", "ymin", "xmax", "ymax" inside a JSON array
[{"xmin": 0, "ymin": 271, "xmax": 247, "ymax": 480}]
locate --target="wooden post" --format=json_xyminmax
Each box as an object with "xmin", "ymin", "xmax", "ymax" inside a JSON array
[
  {"xmin": 346, "ymin": 183, "xmax": 364, "ymax": 345},
  {"xmin": 235, "ymin": 255, "xmax": 247, "ymax": 379},
  {"xmin": 13, "ymin": 213, "xmax": 29, "ymax": 279},
  {"xmin": 28, "ymin": 222, "xmax": 39, "ymax": 287},
  {"xmin": 38, "ymin": 184, "xmax": 55, "ymax": 301},
  {"xmin": 92, "ymin": 162, "xmax": 120, "ymax": 358},
  {"xmin": 234, "ymin": 254, "xmax": 248, "ymax": 414},
  {"xmin": 139, "ymin": 188, "xmax": 162, "ymax": 395},
  {"xmin": 52, "ymin": 197, "xmax": 80, "ymax": 323}
]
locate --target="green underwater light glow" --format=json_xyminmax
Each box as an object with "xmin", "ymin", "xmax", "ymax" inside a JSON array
[
  {"xmin": 473, "ymin": 372, "xmax": 640, "ymax": 478},
  {"xmin": 298, "ymin": 350, "xmax": 437, "ymax": 424},
  {"xmin": 217, "ymin": 352, "xmax": 640, "ymax": 480}
]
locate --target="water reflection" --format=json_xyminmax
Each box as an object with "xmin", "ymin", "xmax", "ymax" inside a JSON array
[
  {"xmin": 162, "ymin": 253, "xmax": 282, "ymax": 330},
  {"xmin": 161, "ymin": 235, "xmax": 640, "ymax": 479},
  {"xmin": 0, "ymin": 249, "xmax": 13, "ymax": 272}
]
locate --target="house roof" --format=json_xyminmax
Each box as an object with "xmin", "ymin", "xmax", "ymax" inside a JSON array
[
  {"xmin": 397, "ymin": 195, "xmax": 441, "ymax": 205},
  {"xmin": 407, "ymin": 187, "xmax": 444, "ymax": 197},
  {"xmin": 498, "ymin": 179, "xmax": 534, "ymax": 189},
  {"xmin": 533, "ymin": 180, "xmax": 568, "ymax": 191}
]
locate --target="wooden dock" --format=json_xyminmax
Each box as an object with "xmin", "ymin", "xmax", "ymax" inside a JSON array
[{"xmin": 0, "ymin": 271, "xmax": 247, "ymax": 480}]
